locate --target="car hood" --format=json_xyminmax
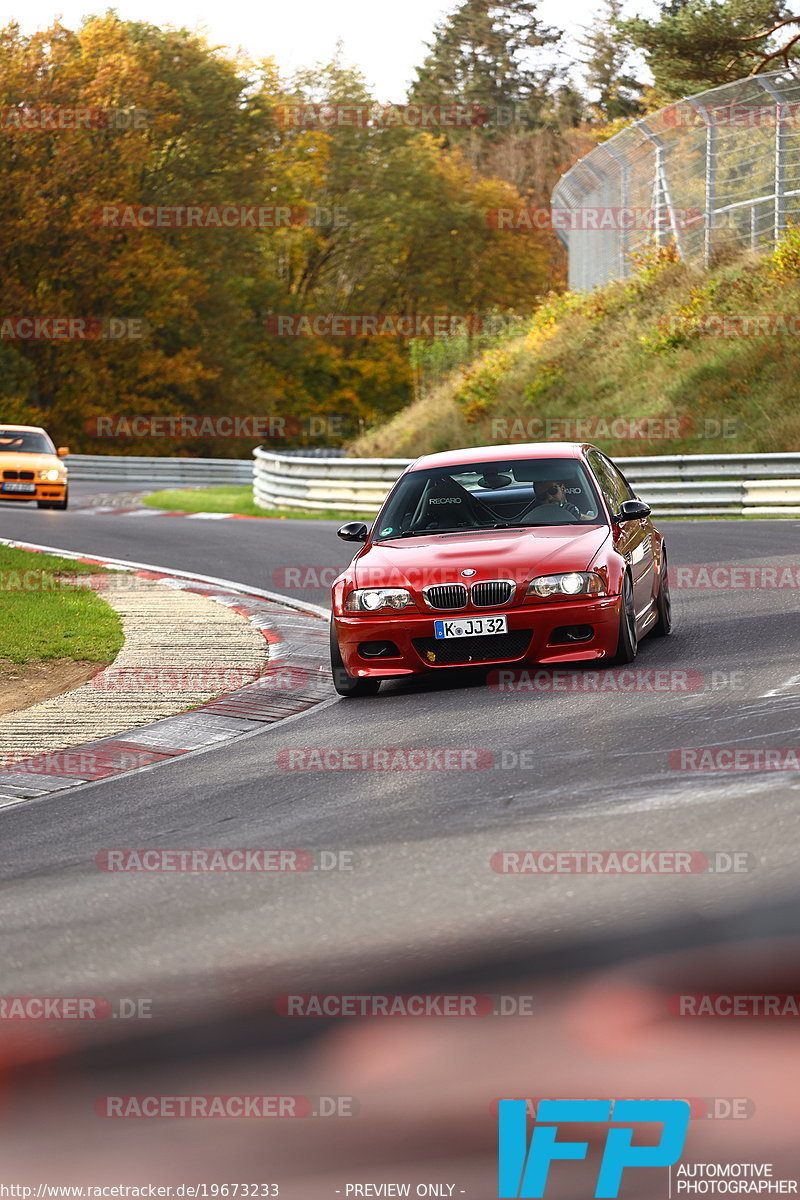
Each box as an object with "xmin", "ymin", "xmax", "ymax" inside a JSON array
[
  {"xmin": 354, "ymin": 525, "xmax": 610, "ymax": 590},
  {"xmin": 0, "ymin": 451, "xmax": 64, "ymax": 472}
]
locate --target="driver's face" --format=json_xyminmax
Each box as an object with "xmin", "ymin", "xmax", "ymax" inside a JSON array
[{"xmin": 549, "ymin": 481, "xmax": 567, "ymax": 502}]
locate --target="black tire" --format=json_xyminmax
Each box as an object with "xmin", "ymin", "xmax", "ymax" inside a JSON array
[
  {"xmin": 330, "ymin": 623, "xmax": 381, "ymax": 697},
  {"xmin": 651, "ymin": 548, "xmax": 672, "ymax": 637},
  {"xmin": 611, "ymin": 573, "xmax": 638, "ymax": 664}
]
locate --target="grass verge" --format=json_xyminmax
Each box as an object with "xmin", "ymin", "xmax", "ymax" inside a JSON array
[
  {"xmin": 350, "ymin": 235, "xmax": 800, "ymax": 459},
  {"xmin": 143, "ymin": 486, "xmax": 371, "ymax": 521},
  {"xmin": 0, "ymin": 545, "xmax": 124, "ymax": 664}
]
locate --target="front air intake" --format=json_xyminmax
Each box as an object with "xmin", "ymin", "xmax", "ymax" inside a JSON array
[
  {"xmin": 423, "ymin": 584, "xmax": 468, "ymax": 610},
  {"xmin": 471, "ymin": 580, "xmax": 514, "ymax": 607}
]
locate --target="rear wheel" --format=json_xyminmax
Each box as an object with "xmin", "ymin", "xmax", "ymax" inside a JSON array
[
  {"xmin": 651, "ymin": 549, "xmax": 672, "ymax": 637},
  {"xmin": 611, "ymin": 573, "xmax": 638, "ymax": 664},
  {"xmin": 330, "ymin": 623, "xmax": 381, "ymax": 697}
]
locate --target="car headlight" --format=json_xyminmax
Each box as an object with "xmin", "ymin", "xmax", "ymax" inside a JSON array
[
  {"xmin": 38, "ymin": 468, "xmax": 62, "ymax": 482},
  {"xmin": 344, "ymin": 588, "xmax": 414, "ymax": 612},
  {"xmin": 526, "ymin": 572, "xmax": 606, "ymax": 599}
]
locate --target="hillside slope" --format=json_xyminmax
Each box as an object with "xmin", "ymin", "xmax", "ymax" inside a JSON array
[{"xmin": 349, "ymin": 238, "xmax": 800, "ymax": 460}]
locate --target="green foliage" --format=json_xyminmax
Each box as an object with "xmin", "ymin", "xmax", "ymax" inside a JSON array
[
  {"xmin": 770, "ymin": 221, "xmax": 800, "ymax": 279},
  {"xmin": 577, "ymin": 0, "xmax": 644, "ymax": 121},
  {"xmin": 620, "ymin": 0, "xmax": 792, "ymax": 102},
  {"xmin": 410, "ymin": 0, "xmax": 562, "ymax": 132}
]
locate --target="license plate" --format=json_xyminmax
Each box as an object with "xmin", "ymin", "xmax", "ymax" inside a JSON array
[
  {"xmin": 2, "ymin": 482, "xmax": 35, "ymax": 494},
  {"xmin": 434, "ymin": 615, "xmax": 508, "ymax": 639}
]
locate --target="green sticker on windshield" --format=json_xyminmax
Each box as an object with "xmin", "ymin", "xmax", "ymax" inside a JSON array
[{"xmin": 380, "ymin": 526, "xmax": 393, "ymax": 536}]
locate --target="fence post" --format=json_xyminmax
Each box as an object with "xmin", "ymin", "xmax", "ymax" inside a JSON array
[
  {"xmin": 602, "ymin": 143, "xmax": 629, "ymax": 277},
  {"xmin": 757, "ymin": 76, "xmax": 787, "ymax": 245},
  {"xmin": 638, "ymin": 121, "xmax": 685, "ymax": 257},
  {"xmin": 702, "ymin": 109, "xmax": 716, "ymax": 267}
]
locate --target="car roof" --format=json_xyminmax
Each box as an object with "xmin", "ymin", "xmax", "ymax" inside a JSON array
[
  {"xmin": 0, "ymin": 424, "xmax": 48, "ymax": 434},
  {"xmin": 410, "ymin": 442, "xmax": 593, "ymax": 471}
]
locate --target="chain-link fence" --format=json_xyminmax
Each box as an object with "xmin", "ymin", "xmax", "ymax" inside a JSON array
[{"xmin": 552, "ymin": 70, "xmax": 800, "ymax": 291}]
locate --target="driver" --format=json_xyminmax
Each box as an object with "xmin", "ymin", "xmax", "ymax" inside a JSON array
[{"xmin": 532, "ymin": 479, "xmax": 582, "ymax": 519}]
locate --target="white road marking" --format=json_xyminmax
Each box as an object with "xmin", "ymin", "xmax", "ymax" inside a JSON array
[{"xmin": 761, "ymin": 674, "xmax": 800, "ymax": 698}]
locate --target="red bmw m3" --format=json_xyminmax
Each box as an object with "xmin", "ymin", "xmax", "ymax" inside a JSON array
[{"xmin": 329, "ymin": 443, "xmax": 672, "ymax": 696}]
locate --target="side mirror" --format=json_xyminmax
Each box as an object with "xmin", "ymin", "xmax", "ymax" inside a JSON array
[
  {"xmin": 337, "ymin": 521, "xmax": 368, "ymax": 543},
  {"xmin": 614, "ymin": 498, "xmax": 651, "ymax": 522},
  {"xmin": 57, "ymin": 446, "xmax": 70, "ymax": 457}
]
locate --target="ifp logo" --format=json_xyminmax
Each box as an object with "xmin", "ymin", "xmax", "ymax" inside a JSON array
[{"xmin": 498, "ymin": 1099, "xmax": 690, "ymax": 1197}]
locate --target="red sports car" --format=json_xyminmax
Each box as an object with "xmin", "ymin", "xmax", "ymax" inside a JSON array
[{"xmin": 330, "ymin": 442, "xmax": 671, "ymax": 696}]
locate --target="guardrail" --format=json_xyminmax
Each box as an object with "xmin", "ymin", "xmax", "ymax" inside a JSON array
[
  {"xmin": 253, "ymin": 447, "xmax": 800, "ymax": 517},
  {"xmin": 253, "ymin": 447, "xmax": 410, "ymax": 513},
  {"xmin": 65, "ymin": 454, "xmax": 253, "ymax": 484}
]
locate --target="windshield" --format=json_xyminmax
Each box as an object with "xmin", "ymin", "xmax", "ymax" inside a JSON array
[
  {"xmin": 0, "ymin": 429, "xmax": 55, "ymax": 454},
  {"xmin": 373, "ymin": 457, "xmax": 605, "ymax": 539}
]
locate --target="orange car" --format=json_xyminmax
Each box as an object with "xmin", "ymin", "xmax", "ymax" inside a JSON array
[{"xmin": 0, "ymin": 424, "xmax": 69, "ymax": 510}]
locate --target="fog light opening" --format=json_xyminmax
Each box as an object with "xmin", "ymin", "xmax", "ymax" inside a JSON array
[
  {"xmin": 550, "ymin": 624, "xmax": 595, "ymax": 645},
  {"xmin": 358, "ymin": 640, "xmax": 400, "ymax": 659}
]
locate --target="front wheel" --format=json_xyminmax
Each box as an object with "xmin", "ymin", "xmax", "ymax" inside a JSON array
[
  {"xmin": 611, "ymin": 574, "xmax": 638, "ymax": 664},
  {"xmin": 651, "ymin": 549, "xmax": 672, "ymax": 637},
  {"xmin": 330, "ymin": 623, "xmax": 381, "ymax": 697}
]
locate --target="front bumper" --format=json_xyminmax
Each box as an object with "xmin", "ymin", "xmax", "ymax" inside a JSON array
[
  {"xmin": 333, "ymin": 596, "xmax": 622, "ymax": 679},
  {"xmin": 0, "ymin": 481, "xmax": 67, "ymax": 503}
]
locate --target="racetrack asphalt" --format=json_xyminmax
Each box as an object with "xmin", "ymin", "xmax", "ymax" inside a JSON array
[{"xmin": 1, "ymin": 481, "xmax": 798, "ymax": 1015}]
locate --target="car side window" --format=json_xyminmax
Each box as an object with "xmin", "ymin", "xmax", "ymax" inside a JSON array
[
  {"xmin": 600, "ymin": 454, "xmax": 635, "ymax": 507},
  {"xmin": 587, "ymin": 451, "xmax": 627, "ymax": 514}
]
